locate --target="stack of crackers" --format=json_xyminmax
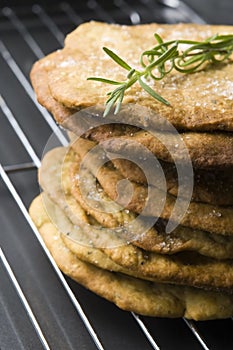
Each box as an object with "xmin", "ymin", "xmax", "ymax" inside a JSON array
[{"xmin": 29, "ymin": 22, "xmax": 233, "ymax": 320}]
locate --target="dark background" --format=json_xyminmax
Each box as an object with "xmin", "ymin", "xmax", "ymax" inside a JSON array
[
  {"xmin": 1, "ymin": 0, "xmax": 233, "ymax": 24},
  {"xmin": 185, "ymin": 0, "xmax": 233, "ymax": 24}
]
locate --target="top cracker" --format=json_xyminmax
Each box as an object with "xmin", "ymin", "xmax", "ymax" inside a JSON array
[{"xmin": 31, "ymin": 21, "xmax": 233, "ymax": 131}]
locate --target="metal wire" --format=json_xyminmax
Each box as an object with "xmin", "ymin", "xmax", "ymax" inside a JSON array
[
  {"xmin": 2, "ymin": 7, "xmax": 44, "ymax": 59},
  {"xmin": 86, "ymin": 0, "xmax": 115, "ymax": 22},
  {"xmin": 158, "ymin": 0, "xmax": 206, "ymax": 24},
  {"xmin": 114, "ymin": 0, "xmax": 141, "ymax": 24},
  {"xmin": 183, "ymin": 319, "xmax": 210, "ymax": 350},
  {"xmin": 0, "ymin": 95, "xmax": 41, "ymax": 168},
  {"xmin": 0, "ymin": 247, "xmax": 51, "ymax": 350},
  {"xmin": 3, "ymin": 162, "xmax": 37, "ymax": 173},
  {"xmin": 59, "ymin": 2, "xmax": 83, "ymax": 25},
  {"xmin": 32, "ymin": 4, "xmax": 65, "ymax": 46},
  {"xmin": 0, "ymin": 161, "xmax": 106, "ymax": 350},
  {"xmin": 132, "ymin": 313, "xmax": 161, "ymax": 350},
  {"xmin": 0, "ymin": 41, "xmax": 68, "ymax": 146}
]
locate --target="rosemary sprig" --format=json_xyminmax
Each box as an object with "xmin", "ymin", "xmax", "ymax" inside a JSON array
[{"xmin": 87, "ymin": 33, "xmax": 233, "ymax": 116}]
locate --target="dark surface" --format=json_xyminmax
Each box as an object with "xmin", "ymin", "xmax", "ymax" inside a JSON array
[
  {"xmin": 0, "ymin": 1, "xmax": 233, "ymax": 349},
  {"xmin": 185, "ymin": 0, "xmax": 233, "ymax": 24}
]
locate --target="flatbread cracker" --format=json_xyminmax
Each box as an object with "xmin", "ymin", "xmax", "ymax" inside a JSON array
[
  {"xmin": 111, "ymin": 158, "xmax": 233, "ymax": 206},
  {"xmin": 38, "ymin": 147, "xmax": 233, "ymax": 291},
  {"xmin": 98, "ymin": 129, "xmax": 233, "ymax": 169},
  {"xmin": 41, "ymin": 192, "xmax": 146, "ymax": 277},
  {"xmin": 29, "ymin": 194, "xmax": 233, "ymax": 320},
  {"xmin": 72, "ymin": 137, "xmax": 233, "ymax": 236},
  {"xmin": 70, "ymin": 161, "xmax": 233, "ymax": 260},
  {"xmin": 67, "ymin": 120, "xmax": 233, "ymax": 170},
  {"xmin": 68, "ymin": 132, "xmax": 233, "ymax": 206},
  {"xmin": 30, "ymin": 51, "xmax": 75, "ymax": 124},
  {"xmin": 31, "ymin": 53, "xmax": 233, "ymax": 169},
  {"xmin": 44, "ymin": 22, "xmax": 233, "ymax": 132},
  {"xmin": 39, "ymin": 146, "xmax": 233, "ymax": 259}
]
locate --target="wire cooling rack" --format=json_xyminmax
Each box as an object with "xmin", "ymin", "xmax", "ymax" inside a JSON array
[{"xmin": 1, "ymin": 1, "xmax": 233, "ymax": 349}]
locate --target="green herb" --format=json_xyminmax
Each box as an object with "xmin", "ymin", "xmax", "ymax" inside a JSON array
[{"xmin": 87, "ymin": 33, "xmax": 233, "ymax": 116}]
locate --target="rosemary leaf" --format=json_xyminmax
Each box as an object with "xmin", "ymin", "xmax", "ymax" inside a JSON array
[
  {"xmin": 87, "ymin": 77, "xmax": 123, "ymax": 85},
  {"xmin": 103, "ymin": 47, "xmax": 132, "ymax": 71},
  {"xmin": 138, "ymin": 77, "xmax": 170, "ymax": 105},
  {"xmin": 104, "ymin": 92, "xmax": 121, "ymax": 117},
  {"xmin": 114, "ymin": 90, "xmax": 125, "ymax": 115}
]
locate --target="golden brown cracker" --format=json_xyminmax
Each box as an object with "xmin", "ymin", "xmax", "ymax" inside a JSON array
[
  {"xmin": 38, "ymin": 147, "xmax": 233, "ymax": 292},
  {"xmin": 29, "ymin": 193, "xmax": 233, "ymax": 320},
  {"xmin": 69, "ymin": 132, "xmax": 233, "ymax": 206},
  {"xmin": 72, "ymin": 138, "xmax": 233, "ymax": 236},
  {"xmin": 30, "ymin": 51, "xmax": 75, "ymax": 124},
  {"xmin": 111, "ymin": 158, "xmax": 233, "ymax": 206},
  {"xmin": 39, "ymin": 145, "xmax": 233, "ymax": 260},
  {"xmin": 98, "ymin": 129, "xmax": 233, "ymax": 169},
  {"xmin": 46, "ymin": 22, "xmax": 233, "ymax": 132}
]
